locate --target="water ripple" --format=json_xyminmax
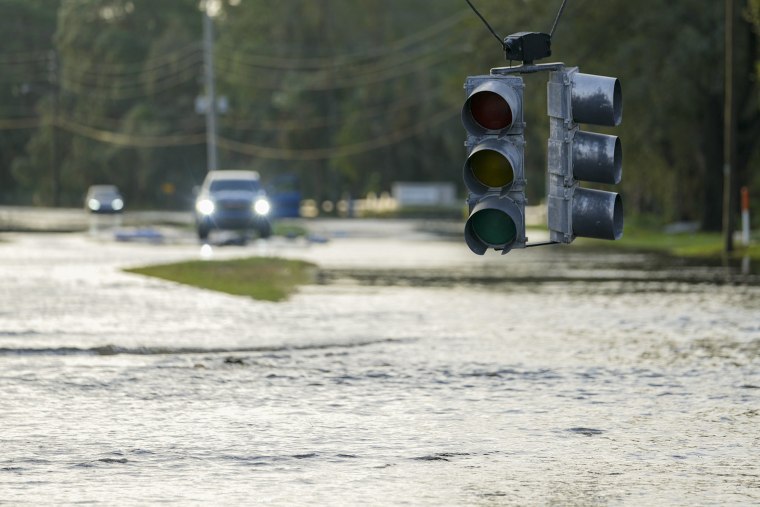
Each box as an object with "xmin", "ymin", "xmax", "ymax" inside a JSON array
[
  {"xmin": 566, "ymin": 427, "xmax": 605, "ymax": 437},
  {"xmin": 0, "ymin": 338, "xmax": 414, "ymax": 357}
]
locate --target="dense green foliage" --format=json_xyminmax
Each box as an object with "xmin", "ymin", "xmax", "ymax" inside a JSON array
[
  {"xmin": 125, "ymin": 256, "xmax": 317, "ymax": 301},
  {"xmin": 1, "ymin": 0, "xmax": 758, "ymax": 230}
]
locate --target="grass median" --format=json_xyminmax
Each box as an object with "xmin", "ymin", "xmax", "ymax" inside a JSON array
[
  {"xmin": 572, "ymin": 225, "xmax": 760, "ymax": 261},
  {"xmin": 125, "ymin": 257, "xmax": 317, "ymax": 302}
]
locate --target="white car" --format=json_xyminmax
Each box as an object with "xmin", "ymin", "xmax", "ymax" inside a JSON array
[
  {"xmin": 85, "ymin": 185, "xmax": 124, "ymax": 214},
  {"xmin": 194, "ymin": 170, "xmax": 272, "ymax": 241}
]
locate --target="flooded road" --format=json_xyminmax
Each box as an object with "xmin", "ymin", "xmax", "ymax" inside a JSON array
[{"xmin": 1, "ymin": 228, "xmax": 758, "ymax": 505}]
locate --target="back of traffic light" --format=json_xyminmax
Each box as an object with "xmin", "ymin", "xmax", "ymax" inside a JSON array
[
  {"xmin": 462, "ymin": 74, "xmax": 526, "ymax": 255},
  {"xmin": 546, "ymin": 67, "xmax": 623, "ymax": 243}
]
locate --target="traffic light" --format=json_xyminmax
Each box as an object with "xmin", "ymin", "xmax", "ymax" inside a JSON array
[
  {"xmin": 547, "ymin": 67, "xmax": 623, "ymax": 243},
  {"xmin": 462, "ymin": 74, "xmax": 526, "ymax": 255}
]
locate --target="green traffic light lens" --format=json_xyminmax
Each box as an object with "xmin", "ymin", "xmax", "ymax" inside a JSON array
[
  {"xmin": 469, "ymin": 91, "xmax": 513, "ymax": 131},
  {"xmin": 470, "ymin": 208, "xmax": 516, "ymax": 246},
  {"xmin": 469, "ymin": 149, "xmax": 514, "ymax": 189}
]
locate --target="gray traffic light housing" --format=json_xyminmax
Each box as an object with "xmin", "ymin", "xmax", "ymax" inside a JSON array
[
  {"xmin": 547, "ymin": 67, "xmax": 623, "ymax": 243},
  {"xmin": 462, "ymin": 74, "xmax": 526, "ymax": 254}
]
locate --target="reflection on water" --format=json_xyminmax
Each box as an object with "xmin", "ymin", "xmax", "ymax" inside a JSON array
[{"xmin": 0, "ymin": 233, "xmax": 758, "ymax": 505}]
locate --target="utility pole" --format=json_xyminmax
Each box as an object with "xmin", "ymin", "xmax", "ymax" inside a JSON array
[
  {"xmin": 203, "ymin": 7, "xmax": 219, "ymax": 172},
  {"xmin": 48, "ymin": 50, "xmax": 60, "ymax": 206},
  {"xmin": 723, "ymin": 0, "xmax": 736, "ymax": 253}
]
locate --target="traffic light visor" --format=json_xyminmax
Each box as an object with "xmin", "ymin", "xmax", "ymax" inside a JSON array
[
  {"xmin": 462, "ymin": 78, "xmax": 522, "ymax": 136},
  {"xmin": 469, "ymin": 91, "xmax": 513, "ymax": 131},
  {"xmin": 571, "ymin": 73, "xmax": 622, "ymax": 127},
  {"xmin": 470, "ymin": 208, "xmax": 517, "ymax": 247},
  {"xmin": 572, "ymin": 188, "xmax": 623, "ymax": 240}
]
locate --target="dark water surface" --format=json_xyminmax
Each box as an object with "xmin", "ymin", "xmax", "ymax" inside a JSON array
[{"xmin": 1, "ymin": 232, "xmax": 758, "ymax": 505}]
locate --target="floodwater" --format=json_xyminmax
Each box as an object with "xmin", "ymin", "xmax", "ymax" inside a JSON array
[{"xmin": 0, "ymin": 227, "xmax": 758, "ymax": 505}]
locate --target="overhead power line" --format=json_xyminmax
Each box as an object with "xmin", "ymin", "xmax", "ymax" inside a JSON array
[
  {"xmin": 0, "ymin": 117, "xmax": 43, "ymax": 130},
  {"xmin": 60, "ymin": 53, "xmax": 202, "ymax": 91},
  {"xmin": 463, "ymin": 0, "xmax": 503, "ymax": 47},
  {"xmin": 0, "ymin": 50, "xmax": 52, "ymax": 64},
  {"xmin": 219, "ymin": 44, "xmax": 469, "ymax": 92},
  {"xmin": 216, "ymin": 108, "xmax": 458, "ymax": 161},
  {"xmin": 218, "ymin": 87, "xmax": 451, "ymax": 132},
  {"xmin": 63, "ymin": 48, "xmax": 203, "ymax": 83},
  {"xmin": 5, "ymin": 46, "xmax": 465, "ymax": 99},
  {"xmin": 0, "ymin": 104, "xmax": 458, "ymax": 160},
  {"xmin": 550, "ymin": 0, "xmax": 570, "ymax": 38},
  {"xmin": 0, "ymin": 44, "xmax": 201, "ymax": 83},
  {"xmin": 218, "ymin": 31, "xmax": 465, "ymax": 78},
  {"xmin": 55, "ymin": 117, "xmax": 207, "ymax": 147},
  {"xmin": 215, "ymin": 9, "xmax": 471, "ymax": 70},
  {"xmin": 59, "ymin": 65, "xmax": 200, "ymax": 100},
  {"xmin": 56, "ymin": 42, "xmax": 201, "ymax": 75},
  {"xmin": 1, "ymin": 11, "xmax": 469, "ymax": 99}
]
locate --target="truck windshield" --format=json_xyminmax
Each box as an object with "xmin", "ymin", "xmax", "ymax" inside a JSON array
[{"xmin": 209, "ymin": 179, "xmax": 260, "ymax": 192}]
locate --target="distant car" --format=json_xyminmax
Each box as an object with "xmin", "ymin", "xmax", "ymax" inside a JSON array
[
  {"xmin": 85, "ymin": 185, "xmax": 124, "ymax": 214},
  {"xmin": 194, "ymin": 170, "xmax": 272, "ymax": 241}
]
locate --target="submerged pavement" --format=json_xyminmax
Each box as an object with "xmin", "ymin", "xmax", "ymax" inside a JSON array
[{"xmin": 0, "ymin": 227, "xmax": 758, "ymax": 505}]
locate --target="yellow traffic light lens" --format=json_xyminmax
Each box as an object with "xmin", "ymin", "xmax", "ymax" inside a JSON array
[
  {"xmin": 470, "ymin": 208, "xmax": 516, "ymax": 246},
  {"xmin": 469, "ymin": 149, "xmax": 514, "ymax": 189},
  {"xmin": 469, "ymin": 91, "xmax": 513, "ymax": 131}
]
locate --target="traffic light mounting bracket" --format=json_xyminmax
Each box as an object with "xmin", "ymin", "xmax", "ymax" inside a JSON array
[
  {"xmin": 491, "ymin": 62, "xmax": 565, "ymax": 77},
  {"xmin": 547, "ymin": 67, "xmax": 576, "ymax": 243}
]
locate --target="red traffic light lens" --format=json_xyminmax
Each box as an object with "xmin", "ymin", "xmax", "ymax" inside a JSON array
[{"xmin": 469, "ymin": 91, "xmax": 513, "ymax": 131}]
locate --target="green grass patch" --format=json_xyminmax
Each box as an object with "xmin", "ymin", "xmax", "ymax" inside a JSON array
[
  {"xmin": 272, "ymin": 222, "xmax": 308, "ymax": 238},
  {"xmin": 575, "ymin": 225, "xmax": 760, "ymax": 261},
  {"xmin": 671, "ymin": 242, "xmax": 760, "ymax": 261},
  {"xmin": 125, "ymin": 257, "xmax": 317, "ymax": 302}
]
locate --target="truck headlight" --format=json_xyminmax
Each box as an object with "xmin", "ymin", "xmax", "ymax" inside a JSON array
[
  {"xmin": 196, "ymin": 199, "xmax": 215, "ymax": 215},
  {"xmin": 254, "ymin": 198, "xmax": 271, "ymax": 216}
]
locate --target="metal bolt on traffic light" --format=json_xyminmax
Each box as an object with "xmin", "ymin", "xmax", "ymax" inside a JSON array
[
  {"xmin": 546, "ymin": 67, "xmax": 623, "ymax": 243},
  {"xmin": 462, "ymin": 74, "xmax": 527, "ymax": 255}
]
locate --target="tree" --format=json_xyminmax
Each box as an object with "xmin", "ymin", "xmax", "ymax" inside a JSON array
[
  {"xmin": 0, "ymin": 0, "xmax": 757, "ymax": 224},
  {"xmin": 0, "ymin": 0, "xmax": 60, "ymax": 204},
  {"xmin": 12, "ymin": 0, "xmax": 204, "ymax": 208}
]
